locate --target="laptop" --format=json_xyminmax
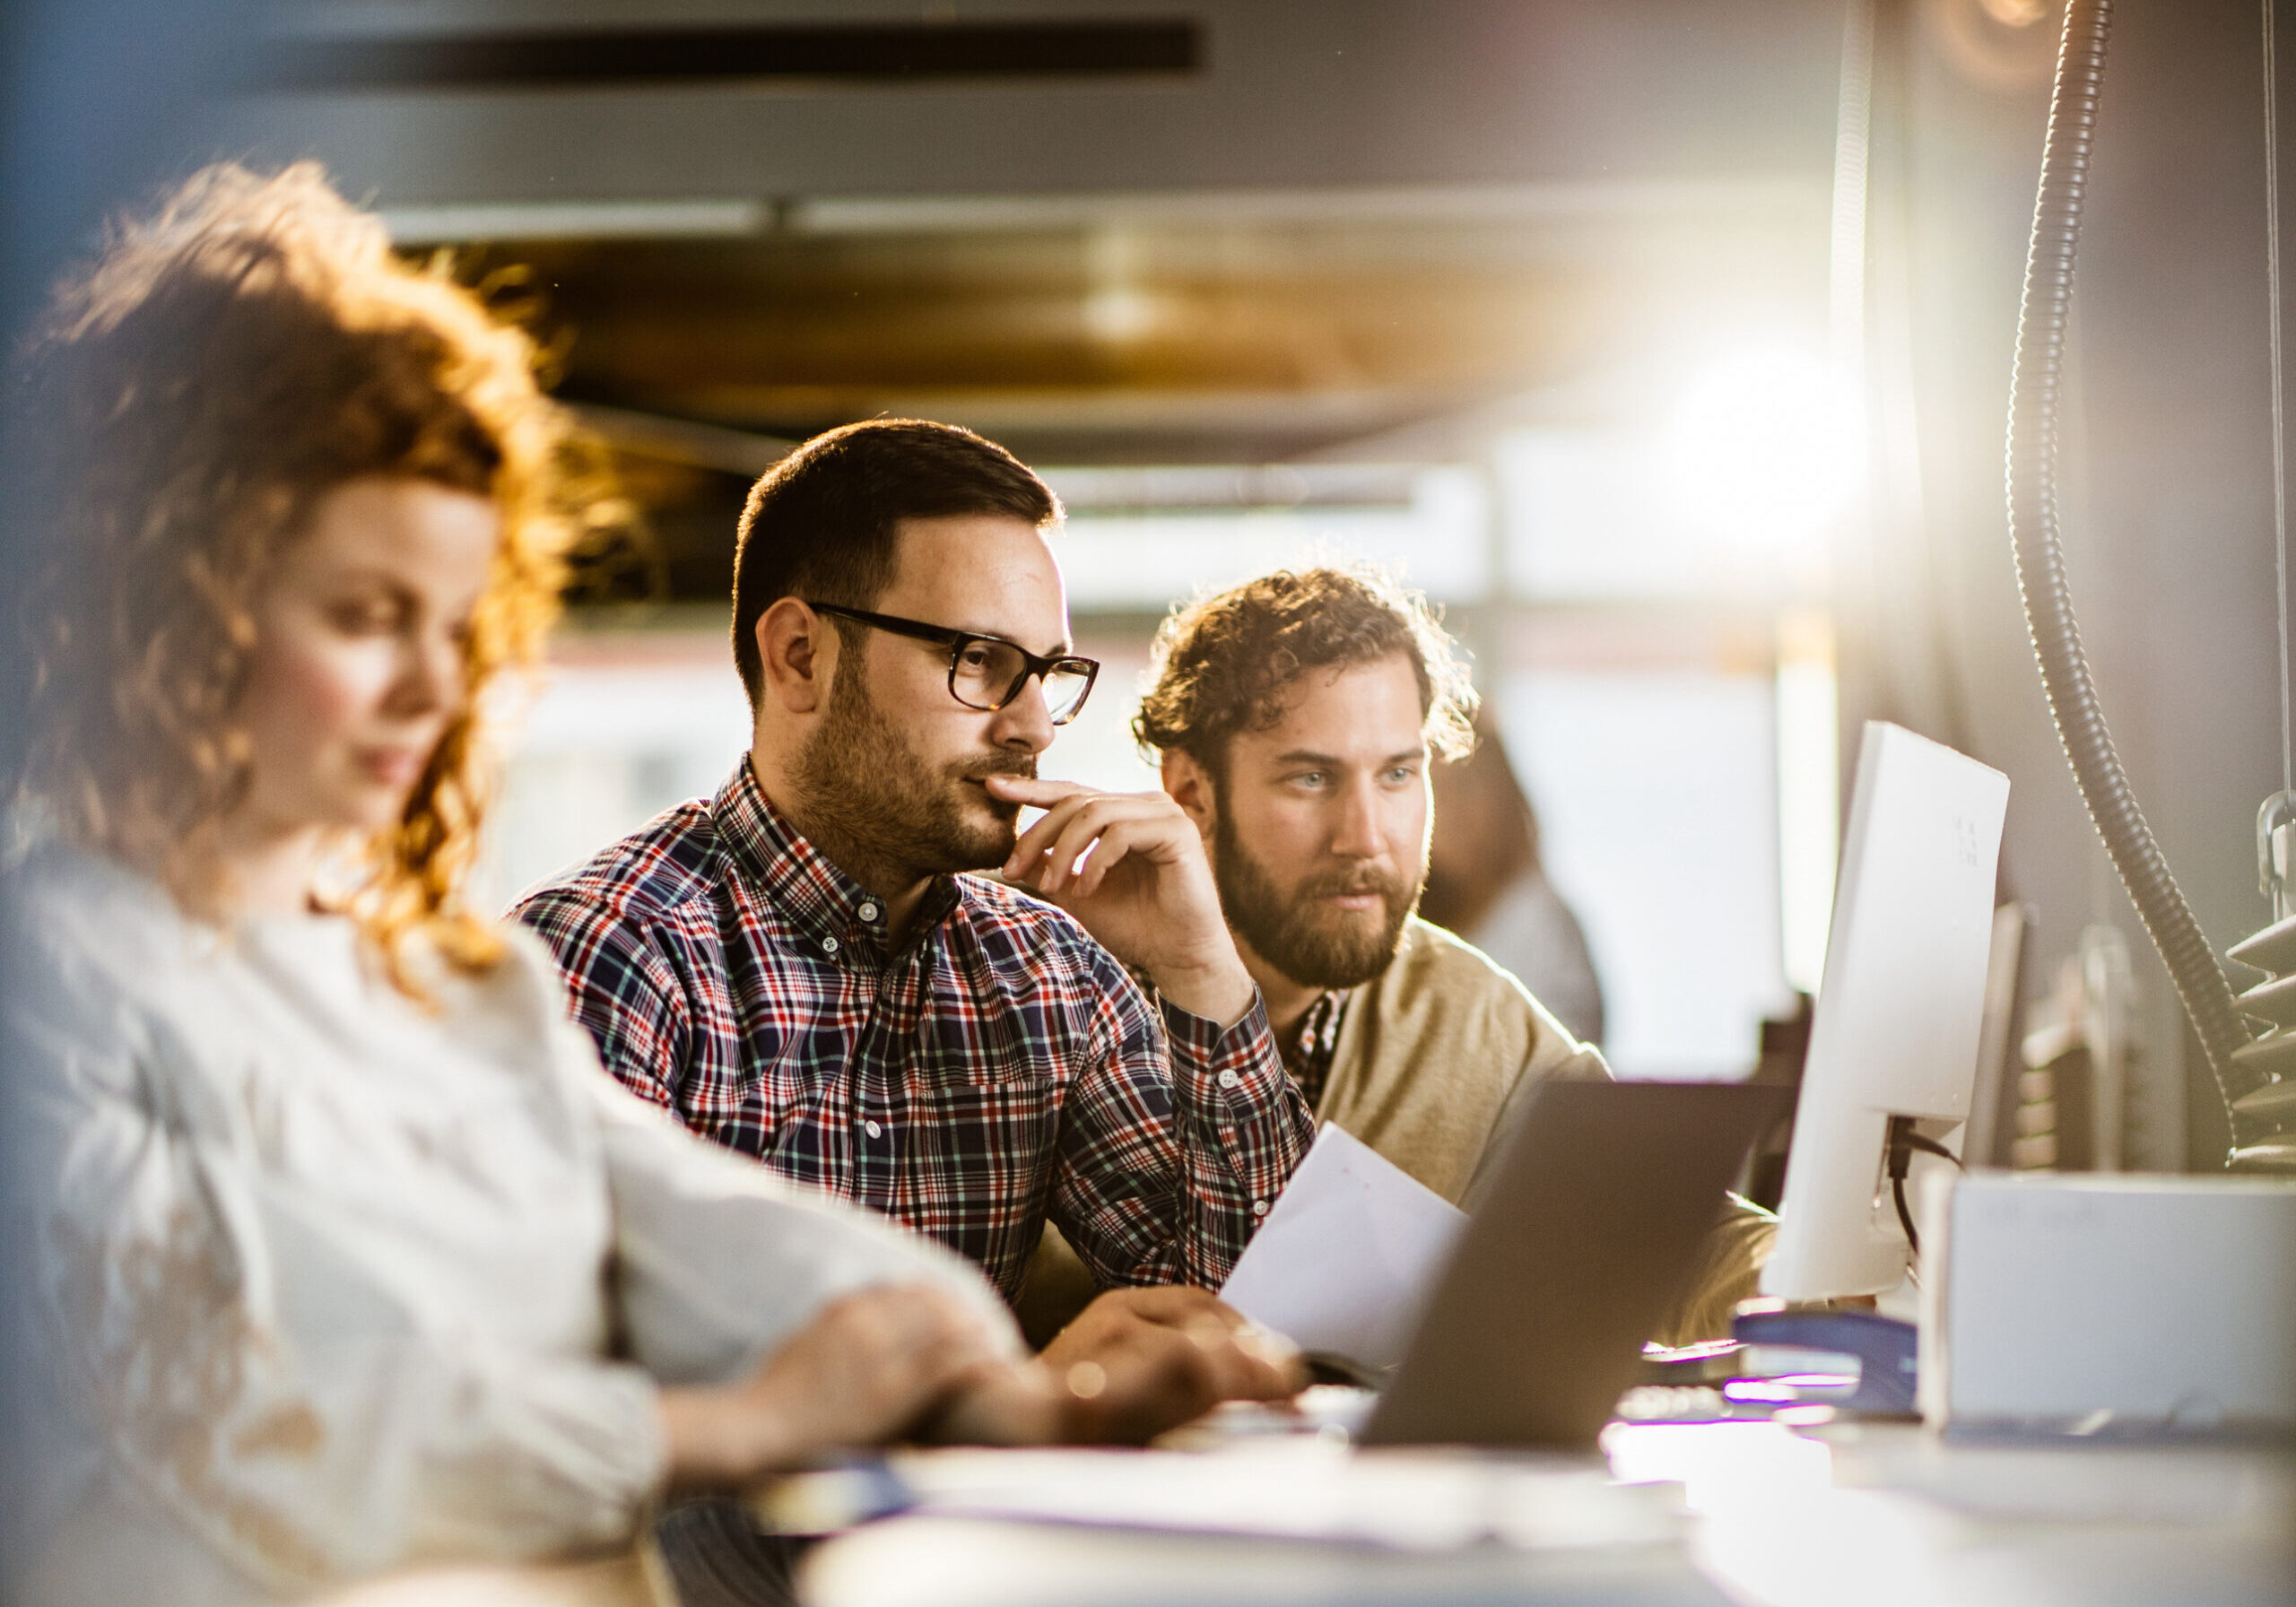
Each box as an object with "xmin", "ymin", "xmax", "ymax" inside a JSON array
[
  {"xmin": 1358, "ymin": 1078, "xmax": 1788, "ymax": 1449},
  {"xmin": 746, "ymin": 1079, "xmax": 1789, "ymax": 1542}
]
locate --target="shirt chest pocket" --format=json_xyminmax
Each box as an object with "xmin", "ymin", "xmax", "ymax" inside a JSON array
[
  {"xmin": 900, "ymin": 1002, "xmax": 1060, "ymax": 1093},
  {"xmin": 853, "ymin": 965, "xmax": 1067, "ymax": 1184},
  {"xmin": 893, "ymin": 1013, "xmax": 1061, "ymax": 1193}
]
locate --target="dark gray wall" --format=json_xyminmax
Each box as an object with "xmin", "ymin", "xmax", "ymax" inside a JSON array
[{"xmin": 214, "ymin": 0, "xmax": 1841, "ymax": 203}]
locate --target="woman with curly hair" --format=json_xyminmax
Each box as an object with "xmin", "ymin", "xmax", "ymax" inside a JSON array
[{"xmin": 0, "ymin": 165, "xmax": 1274, "ymax": 1607}]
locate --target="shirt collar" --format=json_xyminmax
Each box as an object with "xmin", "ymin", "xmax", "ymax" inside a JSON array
[{"xmin": 710, "ymin": 759, "xmax": 961, "ymax": 959}]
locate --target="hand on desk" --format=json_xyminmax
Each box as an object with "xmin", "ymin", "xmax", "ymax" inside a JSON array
[
  {"xmin": 1044, "ymin": 1286, "xmax": 1306, "ymax": 1441},
  {"xmin": 935, "ymin": 1286, "xmax": 1306, "ymax": 1447},
  {"xmin": 660, "ymin": 1283, "xmax": 1004, "ymax": 1489},
  {"xmin": 663, "ymin": 1284, "xmax": 1303, "ymax": 1487}
]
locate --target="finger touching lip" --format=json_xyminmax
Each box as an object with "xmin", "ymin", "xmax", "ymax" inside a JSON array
[{"xmin": 984, "ymin": 774, "xmax": 1081, "ymax": 802}]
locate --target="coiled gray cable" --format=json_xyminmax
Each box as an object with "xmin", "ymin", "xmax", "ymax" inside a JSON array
[{"xmin": 2005, "ymin": 0, "xmax": 2264, "ymax": 1153}]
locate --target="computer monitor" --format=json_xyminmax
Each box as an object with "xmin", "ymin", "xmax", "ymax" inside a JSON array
[{"xmin": 1761, "ymin": 721, "xmax": 2010, "ymax": 1301}]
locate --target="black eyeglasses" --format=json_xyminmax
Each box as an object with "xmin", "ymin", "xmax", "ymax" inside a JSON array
[{"xmin": 806, "ymin": 603, "xmax": 1101, "ymax": 725}]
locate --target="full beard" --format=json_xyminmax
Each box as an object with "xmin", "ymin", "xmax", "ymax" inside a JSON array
[
  {"xmin": 788, "ymin": 659, "xmax": 1035, "ymax": 887},
  {"xmin": 1213, "ymin": 813, "xmax": 1422, "ymax": 991}
]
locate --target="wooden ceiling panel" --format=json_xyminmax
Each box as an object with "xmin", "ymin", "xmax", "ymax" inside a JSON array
[{"xmin": 476, "ymin": 195, "xmax": 1822, "ymax": 466}]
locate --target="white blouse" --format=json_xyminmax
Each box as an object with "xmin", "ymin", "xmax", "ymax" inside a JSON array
[{"xmin": 0, "ymin": 843, "xmax": 1018, "ymax": 1607}]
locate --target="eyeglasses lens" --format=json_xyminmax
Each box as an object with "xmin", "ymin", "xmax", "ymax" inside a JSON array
[
  {"xmin": 1040, "ymin": 665, "xmax": 1092, "ymax": 724},
  {"xmin": 950, "ymin": 639, "xmax": 1023, "ymax": 710},
  {"xmin": 949, "ymin": 639, "xmax": 1093, "ymax": 724}
]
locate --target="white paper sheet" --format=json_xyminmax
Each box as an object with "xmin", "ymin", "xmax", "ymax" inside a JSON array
[{"xmin": 1218, "ymin": 1124, "xmax": 1465, "ymax": 1373}]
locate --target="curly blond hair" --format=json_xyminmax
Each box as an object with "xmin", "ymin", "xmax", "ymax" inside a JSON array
[
  {"xmin": 8, "ymin": 162, "xmax": 582, "ymax": 984},
  {"xmin": 1133, "ymin": 564, "xmax": 1479, "ymax": 776}
]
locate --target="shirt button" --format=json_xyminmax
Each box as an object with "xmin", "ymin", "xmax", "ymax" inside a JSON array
[
  {"xmin": 858, "ymin": 901, "xmax": 879, "ymax": 922},
  {"xmin": 1251, "ymin": 1199, "xmax": 1270, "ymax": 1216},
  {"xmin": 822, "ymin": 935, "xmax": 839, "ymax": 954},
  {"xmin": 1217, "ymin": 1071, "xmax": 1241, "ymax": 1090},
  {"xmin": 865, "ymin": 1120, "xmax": 883, "ymax": 1139}
]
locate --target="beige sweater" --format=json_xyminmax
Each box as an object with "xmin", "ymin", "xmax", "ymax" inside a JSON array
[
  {"xmin": 1318, "ymin": 916, "xmax": 1607, "ymax": 1205},
  {"xmin": 1318, "ymin": 918, "xmax": 1774, "ymax": 1344}
]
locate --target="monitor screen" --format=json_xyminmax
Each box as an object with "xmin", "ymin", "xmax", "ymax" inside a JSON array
[{"xmin": 1761, "ymin": 721, "xmax": 2010, "ymax": 1301}]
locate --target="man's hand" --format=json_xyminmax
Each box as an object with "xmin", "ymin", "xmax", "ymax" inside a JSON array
[
  {"xmin": 1040, "ymin": 1286, "xmax": 1304, "ymax": 1441},
  {"xmin": 658, "ymin": 1284, "xmax": 1004, "ymax": 1488},
  {"xmin": 987, "ymin": 776, "xmax": 1255, "ymax": 1026},
  {"xmin": 929, "ymin": 1286, "xmax": 1305, "ymax": 1448}
]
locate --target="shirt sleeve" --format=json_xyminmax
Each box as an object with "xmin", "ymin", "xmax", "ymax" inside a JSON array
[
  {"xmin": 4, "ymin": 941, "xmax": 666, "ymax": 1594},
  {"xmin": 1047, "ymin": 961, "xmax": 1314, "ymax": 1290},
  {"xmin": 513, "ymin": 885, "xmax": 691, "ymax": 1112},
  {"xmin": 482, "ymin": 930, "xmax": 1023, "ymax": 1384},
  {"xmin": 580, "ymin": 1066, "xmax": 1024, "ymax": 1385}
]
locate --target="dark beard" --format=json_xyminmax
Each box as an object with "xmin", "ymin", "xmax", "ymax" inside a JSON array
[
  {"xmin": 1213, "ymin": 812, "xmax": 1421, "ymax": 991},
  {"xmin": 788, "ymin": 656, "xmax": 1035, "ymax": 887}
]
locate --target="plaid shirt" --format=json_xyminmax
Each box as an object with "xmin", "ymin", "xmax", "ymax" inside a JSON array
[
  {"xmin": 1282, "ymin": 991, "xmax": 1347, "ymax": 1113},
  {"xmin": 514, "ymin": 760, "xmax": 1312, "ymax": 1300}
]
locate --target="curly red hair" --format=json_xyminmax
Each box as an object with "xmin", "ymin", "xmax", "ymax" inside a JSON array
[{"xmin": 9, "ymin": 162, "xmax": 587, "ymax": 984}]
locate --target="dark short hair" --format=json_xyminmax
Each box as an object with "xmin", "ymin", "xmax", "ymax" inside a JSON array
[
  {"xmin": 729, "ymin": 419, "xmax": 1059, "ymax": 707},
  {"xmin": 1133, "ymin": 564, "xmax": 1479, "ymax": 774}
]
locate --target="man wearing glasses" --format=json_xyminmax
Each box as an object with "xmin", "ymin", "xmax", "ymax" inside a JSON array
[{"xmin": 515, "ymin": 420, "xmax": 1314, "ymax": 1328}]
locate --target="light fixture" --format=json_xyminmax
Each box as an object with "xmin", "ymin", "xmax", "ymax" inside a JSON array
[{"xmin": 1660, "ymin": 346, "xmax": 1865, "ymax": 562}]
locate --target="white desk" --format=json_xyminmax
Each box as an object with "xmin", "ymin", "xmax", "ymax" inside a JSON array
[{"xmin": 796, "ymin": 1422, "xmax": 2296, "ymax": 1607}]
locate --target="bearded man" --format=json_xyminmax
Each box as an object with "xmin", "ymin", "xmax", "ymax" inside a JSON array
[
  {"xmin": 1091, "ymin": 566, "xmax": 1766, "ymax": 1345},
  {"xmin": 515, "ymin": 421, "xmax": 1314, "ymax": 1374},
  {"xmin": 1132, "ymin": 565, "xmax": 1605, "ymax": 1204}
]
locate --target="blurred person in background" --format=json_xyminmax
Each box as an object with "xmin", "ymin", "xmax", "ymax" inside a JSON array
[
  {"xmin": 515, "ymin": 421, "xmax": 1315, "ymax": 1316},
  {"xmin": 1419, "ymin": 715, "xmax": 1606, "ymax": 1047},
  {"xmin": 0, "ymin": 164, "xmax": 1294, "ymax": 1607}
]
